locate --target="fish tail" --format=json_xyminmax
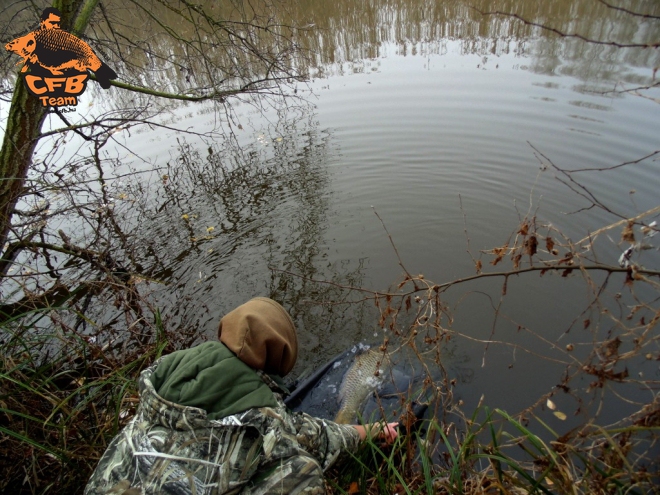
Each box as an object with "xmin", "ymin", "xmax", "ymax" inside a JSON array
[{"xmin": 94, "ymin": 62, "xmax": 117, "ymax": 89}]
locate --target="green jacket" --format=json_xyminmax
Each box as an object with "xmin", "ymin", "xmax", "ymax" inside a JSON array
[
  {"xmin": 152, "ymin": 342, "xmax": 280, "ymax": 419},
  {"xmin": 85, "ymin": 342, "xmax": 361, "ymax": 495}
]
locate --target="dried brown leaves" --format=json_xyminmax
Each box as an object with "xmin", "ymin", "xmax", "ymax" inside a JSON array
[{"xmin": 622, "ymin": 221, "xmax": 635, "ymax": 243}]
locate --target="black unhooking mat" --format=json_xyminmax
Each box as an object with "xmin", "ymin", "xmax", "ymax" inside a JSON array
[{"xmin": 284, "ymin": 344, "xmax": 433, "ymax": 428}]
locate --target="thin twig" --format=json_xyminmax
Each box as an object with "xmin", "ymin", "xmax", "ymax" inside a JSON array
[
  {"xmin": 372, "ymin": 207, "xmax": 419, "ymax": 289},
  {"xmin": 569, "ymin": 150, "xmax": 660, "ymax": 173},
  {"xmin": 597, "ymin": 0, "xmax": 660, "ymax": 20},
  {"xmin": 473, "ymin": 8, "xmax": 660, "ymax": 49},
  {"xmin": 270, "ymin": 263, "xmax": 660, "ymax": 301},
  {"xmin": 576, "ymin": 205, "xmax": 660, "ymax": 246}
]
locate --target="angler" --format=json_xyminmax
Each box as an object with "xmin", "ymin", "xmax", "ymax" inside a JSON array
[{"xmin": 85, "ymin": 298, "xmax": 398, "ymax": 494}]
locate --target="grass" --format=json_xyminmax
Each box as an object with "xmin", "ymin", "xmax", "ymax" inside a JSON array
[
  {"xmin": 327, "ymin": 405, "xmax": 660, "ymax": 495},
  {"xmin": 1, "ymin": 302, "xmax": 659, "ymax": 494},
  {"xmin": 2, "ymin": 307, "xmax": 659, "ymax": 494},
  {"xmin": 0, "ymin": 307, "xmax": 175, "ymax": 494},
  {"xmin": 2, "ymin": 294, "xmax": 659, "ymax": 495}
]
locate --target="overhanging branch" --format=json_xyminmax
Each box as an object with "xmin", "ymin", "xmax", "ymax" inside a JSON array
[
  {"xmin": 271, "ymin": 264, "xmax": 660, "ymax": 301},
  {"xmin": 473, "ymin": 8, "xmax": 660, "ymax": 49}
]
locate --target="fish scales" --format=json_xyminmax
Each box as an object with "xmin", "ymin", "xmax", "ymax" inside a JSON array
[
  {"xmin": 6, "ymin": 26, "xmax": 117, "ymax": 88},
  {"xmin": 334, "ymin": 349, "xmax": 391, "ymax": 424},
  {"xmin": 33, "ymin": 29, "xmax": 102, "ymax": 72}
]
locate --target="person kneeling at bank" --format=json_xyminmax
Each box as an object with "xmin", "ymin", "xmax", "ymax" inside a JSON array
[{"xmin": 85, "ymin": 297, "xmax": 398, "ymax": 494}]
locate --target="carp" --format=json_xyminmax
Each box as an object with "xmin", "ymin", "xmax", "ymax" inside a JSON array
[
  {"xmin": 5, "ymin": 32, "xmax": 38, "ymax": 68},
  {"xmin": 334, "ymin": 348, "xmax": 391, "ymax": 424},
  {"xmin": 5, "ymin": 28, "xmax": 116, "ymax": 89}
]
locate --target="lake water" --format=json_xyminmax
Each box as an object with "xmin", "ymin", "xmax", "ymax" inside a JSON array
[{"xmin": 2, "ymin": 0, "xmax": 659, "ymax": 432}]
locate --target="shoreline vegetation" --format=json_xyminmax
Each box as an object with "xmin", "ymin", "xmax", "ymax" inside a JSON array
[
  {"xmin": 1, "ymin": 0, "xmax": 659, "ymax": 493},
  {"xmin": 2, "ymin": 211, "xmax": 659, "ymax": 493}
]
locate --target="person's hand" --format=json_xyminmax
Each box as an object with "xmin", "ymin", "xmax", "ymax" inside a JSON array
[
  {"xmin": 353, "ymin": 422, "xmax": 399, "ymax": 444},
  {"xmin": 377, "ymin": 422, "xmax": 399, "ymax": 444}
]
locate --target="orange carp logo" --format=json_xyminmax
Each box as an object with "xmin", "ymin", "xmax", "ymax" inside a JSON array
[{"xmin": 4, "ymin": 7, "xmax": 117, "ymax": 108}]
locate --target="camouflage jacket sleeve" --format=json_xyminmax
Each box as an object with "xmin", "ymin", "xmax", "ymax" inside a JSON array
[
  {"xmin": 247, "ymin": 372, "xmax": 361, "ymax": 472},
  {"xmin": 288, "ymin": 411, "xmax": 361, "ymax": 470}
]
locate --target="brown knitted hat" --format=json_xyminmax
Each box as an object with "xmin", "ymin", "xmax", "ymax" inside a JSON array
[{"xmin": 218, "ymin": 297, "xmax": 298, "ymax": 376}]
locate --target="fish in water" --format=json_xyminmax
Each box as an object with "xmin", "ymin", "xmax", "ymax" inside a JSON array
[{"xmin": 334, "ymin": 348, "xmax": 391, "ymax": 424}]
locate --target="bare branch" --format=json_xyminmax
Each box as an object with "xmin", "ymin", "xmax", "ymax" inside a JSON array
[
  {"xmin": 569, "ymin": 150, "xmax": 660, "ymax": 173},
  {"xmin": 575, "ymin": 205, "xmax": 660, "ymax": 246},
  {"xmin": 597, "ymin": 0, "xmax": 660, "ymax": 20},
  {"xmin": 99, "ymin": 78, "xmax": 248, "ymax": 101},
  {"xmin": 372, "ymin": 207, "xmax": 418, "ymax": 289},
  {"xmin": 473, "ymin": 7, "xmax": 660, "ymax": 49},
  {"xmin": 271, "ymin": 264, "xmax": 660, "ymax": 302}
]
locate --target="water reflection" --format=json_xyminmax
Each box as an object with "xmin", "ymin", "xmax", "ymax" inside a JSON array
[
  {"xmin": 3, "ymin": 0, "xmax": 657, "ymax": 100},
  {"xmin": 291, "ymin": 0, "xmax": 658, "ymax": 84},
  {"xmin": 112, "ymin": 112, "xmax": 383, "ymax": 371},
  {"xmin": 0, "ymin": 0, "xmax": 657, "ymax": 448}
]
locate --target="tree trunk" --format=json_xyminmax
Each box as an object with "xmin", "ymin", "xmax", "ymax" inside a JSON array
[
  {"xmin": 0, "ymin": 0, "xmax": 90, "ymax": 259},
  {"xmin": 0, "ymin": 80, "xmax": 48, "ymax": 256}
]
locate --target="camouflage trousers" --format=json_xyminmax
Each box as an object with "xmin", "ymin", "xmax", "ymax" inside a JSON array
[{"xmin": 243, "ymin": 453, "xmax": 326, "ymax": 495}]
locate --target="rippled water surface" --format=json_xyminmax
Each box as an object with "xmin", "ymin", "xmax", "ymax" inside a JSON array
[
  {"xmin": 5, "ymin": 0, "xmax": 660, "ymax": 428},
  {"xmin": 131, "ymin": 1, "xmax": 659, "ymax": 420}
]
